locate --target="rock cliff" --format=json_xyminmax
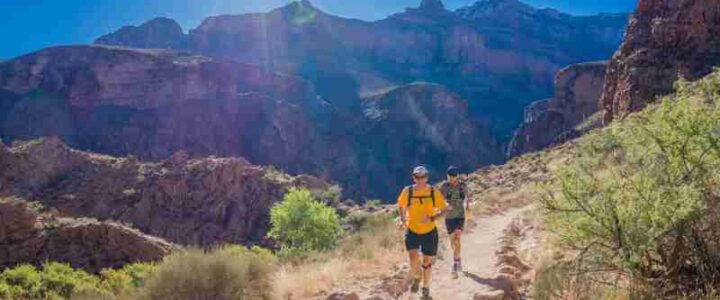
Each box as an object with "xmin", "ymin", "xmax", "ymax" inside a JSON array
[
  {"xmin": 0, "ymin": 45, "xmax": 498, "ymax": 199},
  {"xmin": 508, "ymin": 61, "xmax": 607, "ymax": 157},
  {"xmin": 95, "ymin": 0, "xmax": 629, "ymax": 137},
  {"xmin": 0, "ymin": 197, "xmax": 172, "ymax": 272},
  {"xmin": 360, "ymin": 83, "xmax": 502, "ymax": 194},
  {"xmin": 600, "ymin": 0, "xmax": 720, "ymax": 121},
  {"xmin": 0, "ymin": 137, "xmax": 330, "ymax": 246}
]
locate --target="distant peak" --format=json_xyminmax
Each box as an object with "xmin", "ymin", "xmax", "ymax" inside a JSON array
[
  {"xmin": 420, "ymin": 0, "xmax": 446, "ymax": 11},
  {"xmin": 288, "ymin": 0, "xmax": 318, "ymax": 10}
]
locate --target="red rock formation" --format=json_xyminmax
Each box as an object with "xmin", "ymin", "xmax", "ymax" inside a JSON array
[
  {"xmin": 0, "ymin": 137, "xmax": 331, "ymax": 246},
  {"xmin": 0, "ymin": 45, "xmax": 501, "ymax": 200},
  {"xmin": 600, "ymin": 0, "xmax": 720, "ymax": 121},
  {"xmin": 508, "ymin": 62, "xmax": 607, "ymax": 157},
  {"xmin": 0, "ymin": 197, "xmax": 172, "ymax": 273}
]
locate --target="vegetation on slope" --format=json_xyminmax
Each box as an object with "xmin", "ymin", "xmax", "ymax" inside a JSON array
[
  {"xmin": 538, "ymin": 70, "xmax": 720, "ymax": 298},
  {"xmin": 0, "ymin": 188, "xmax": 398, "ymax": 300}
]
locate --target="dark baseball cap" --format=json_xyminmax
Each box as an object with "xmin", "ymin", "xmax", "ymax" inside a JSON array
[{"xmin": 446, "ymin": 166, "xmax": 460, "ymax": 177}]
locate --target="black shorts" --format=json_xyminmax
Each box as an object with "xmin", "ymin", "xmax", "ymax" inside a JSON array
[
  {"xmin": 445, "ymin": 218, "xmax": 465, "ymax": 234},
  {"xmin": 405, "ymin": 228, "xmax": 439, "ymax": 256}
]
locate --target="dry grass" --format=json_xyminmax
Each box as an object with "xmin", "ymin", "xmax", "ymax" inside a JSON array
[
  {"xmin": 140, "ymin": 246, "xmax": 275, "ymax": 300},
  {"xmin": 273, "ymin": 214, "xmax": 405, "ymax": 299}
]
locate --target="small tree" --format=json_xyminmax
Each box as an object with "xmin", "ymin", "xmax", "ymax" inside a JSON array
[{"xmin": 268, "ymin": 188, "xmax": 343, "ymax": 253}]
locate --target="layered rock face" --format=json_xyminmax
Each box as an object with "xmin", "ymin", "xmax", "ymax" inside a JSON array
[
  {"xmin": 0, "ymin": 45, "xmax": 336, "ymax": 175},
  {"xmin": 0, "ymin": 137, "xmax": 330, "ymax": 246},
  {"xmin": 0, "ymin": 45, "xmax": 499, "ymax": 199},
  {"xmin": 0, "ymin": 197, "xmax": 172, "ymax": 272},
  {"xmin": 360, "ymin": 83, "xmax": 502, "ymax": 194},
  {"xmin": 95, "ymin": 0, "xmax": 629, "ymax": 136},
  {"xmin": 508, "ymin": 62, "xmax": 607, "ymax": 157},
  {"xmin": 600, "ymin": 0, "xmax": 720, "ymax": 121}
]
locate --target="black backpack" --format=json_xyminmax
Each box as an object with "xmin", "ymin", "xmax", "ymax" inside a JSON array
[
  {"xmin": 407, "ymin": 185, "xmax": 436, "ymax": 208},
  {"xmin": 441, "ymin": 181, "xmax": 466, "ymax": 201}
]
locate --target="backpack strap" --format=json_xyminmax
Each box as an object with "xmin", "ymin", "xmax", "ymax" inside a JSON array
[
  {"xmin": 407, "ymin": 185, "xmax": 414, "ymax": 208},
  {"xmin": 430, "ymin": 186, "xmax": 435, "ymax": 207}
]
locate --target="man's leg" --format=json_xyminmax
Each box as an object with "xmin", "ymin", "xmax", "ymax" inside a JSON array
[
  {"xmin": 421, "ymin": 229, "xmax": 438, "ymax": 299},
  {"xmin": 422, "ymin": 255, "xmax": 433, "ymax": 287},
  {"xmin": 452, "ymin": 230, "xmax": 462, "ymax": 260},
  {"xmin": 409, "ymin": 250, "xmax": 422, "ymax": 281}
]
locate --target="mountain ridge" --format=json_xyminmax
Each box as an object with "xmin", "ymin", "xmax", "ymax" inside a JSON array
[{"xmin": 94, "ymin": 0, "xmax": 629, "ymax": 139}]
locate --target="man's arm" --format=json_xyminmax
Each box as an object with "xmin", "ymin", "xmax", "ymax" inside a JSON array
[
  {"xmin": 397, "ymin": 188, "xmax": 409, "ymax": 229},
  {"xmin": 430, "ymin": 189, "xmax": 449, "ymax": 221}
]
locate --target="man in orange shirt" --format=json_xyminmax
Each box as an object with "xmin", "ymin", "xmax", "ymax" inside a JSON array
[{"xmin": 397, "ymin": 166, "xmax": 447, "ymax": 300}]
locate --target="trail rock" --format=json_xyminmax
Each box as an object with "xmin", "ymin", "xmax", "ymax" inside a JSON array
[{"xmin": 326, "ymin": 292, "xmax": 360, "ymax": 300}]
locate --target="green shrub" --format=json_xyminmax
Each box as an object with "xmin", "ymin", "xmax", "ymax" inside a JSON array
[
  {"xmin": 139, "ymin": 246, "xmax": 275, "ymax": 300},
  {"xmin": 98, "ymin": 263, "xmax": 155, "ymax": 297},
  {"xmin": 0, "ymin": 264, "xmax": 43, "ymax": 299},
  {"xmin": 0, "ymin": 263, "xmax": 106, "ymax": 300},
  {"xmin": 268, "ymin": 188, "xmax": 343, "ymax": 253},
  {"xmin": 541, "ymin": 71, "xmax": 720, "ymax": 295}
]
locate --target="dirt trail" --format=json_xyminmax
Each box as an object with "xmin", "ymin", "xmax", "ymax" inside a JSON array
[{"xmin": 343, "ymin": 207, "xmax": 530, "ymax": 300}]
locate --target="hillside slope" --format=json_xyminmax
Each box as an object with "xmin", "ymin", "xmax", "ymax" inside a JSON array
[{"xmin": 0, "ymin": 137, "xmax": 330, "ymax": 246}]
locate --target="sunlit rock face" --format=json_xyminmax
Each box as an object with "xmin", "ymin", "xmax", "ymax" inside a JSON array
[
  {"xmin": 0, "ymin": 196, "xmax": 173, "ymax": 273},
  {"xmin": 95, "ymin": 0, "xmax": 629, "ymax": 137},
  {"xmin": 600, "ymin": 0, "xmax": 720, "ymax": 122},
  {"xmin": 508, "ymin": 62, "xmax": 607, "ymax": 157}
]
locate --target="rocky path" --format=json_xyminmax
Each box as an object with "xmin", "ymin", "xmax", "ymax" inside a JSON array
[{"xmin": 332, "ymin": 207, "xmax": 530, "ymax": 300}]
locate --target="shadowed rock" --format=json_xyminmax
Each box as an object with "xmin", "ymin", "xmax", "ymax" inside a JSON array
[{"xmin": 508, "ymin": 61, "xmax": 607, "ymax": 157}]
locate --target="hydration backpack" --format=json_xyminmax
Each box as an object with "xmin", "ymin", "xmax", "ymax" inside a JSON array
[{"xmin": 407, "ymin": 185, "xmax": 436, "ymax": 208}]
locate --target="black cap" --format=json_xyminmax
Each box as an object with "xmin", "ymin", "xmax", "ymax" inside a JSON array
[{"xmin": 446, "ymin": 166, "xmax": 460, "ymax": 177}]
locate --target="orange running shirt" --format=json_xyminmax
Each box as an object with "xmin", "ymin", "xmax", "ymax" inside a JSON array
[{"xmin": 397, "ymin": 185, "xmax": 447, "ymax": 234}]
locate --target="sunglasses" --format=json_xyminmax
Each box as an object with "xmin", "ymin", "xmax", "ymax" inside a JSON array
[{"xmin": 413, "ymin": 174, "xmax": 428, "ymax": 179}]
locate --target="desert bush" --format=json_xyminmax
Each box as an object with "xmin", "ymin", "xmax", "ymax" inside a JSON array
[
  {"xmin": 541, "ymin": 71, "xmax": 720, "ymax": 296},
  {"xmin": 268, "ymin": 188, "xmax": 343, "ymax": 255},
  {"xmin": 139, "ymin": 246, "xmax": 275, "ymax": 300},
  {"xmin": 0, "ymin": 263, "xmax": 107, "ymax": 300},
  {"xmin": 98, "ymin": 263, "xmax": 156, "ymax": 297}
]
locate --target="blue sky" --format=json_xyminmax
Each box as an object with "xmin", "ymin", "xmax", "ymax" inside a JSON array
[{"xmin": 0, "ymin": 0, "xmax": 638, "ymax": 59}]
